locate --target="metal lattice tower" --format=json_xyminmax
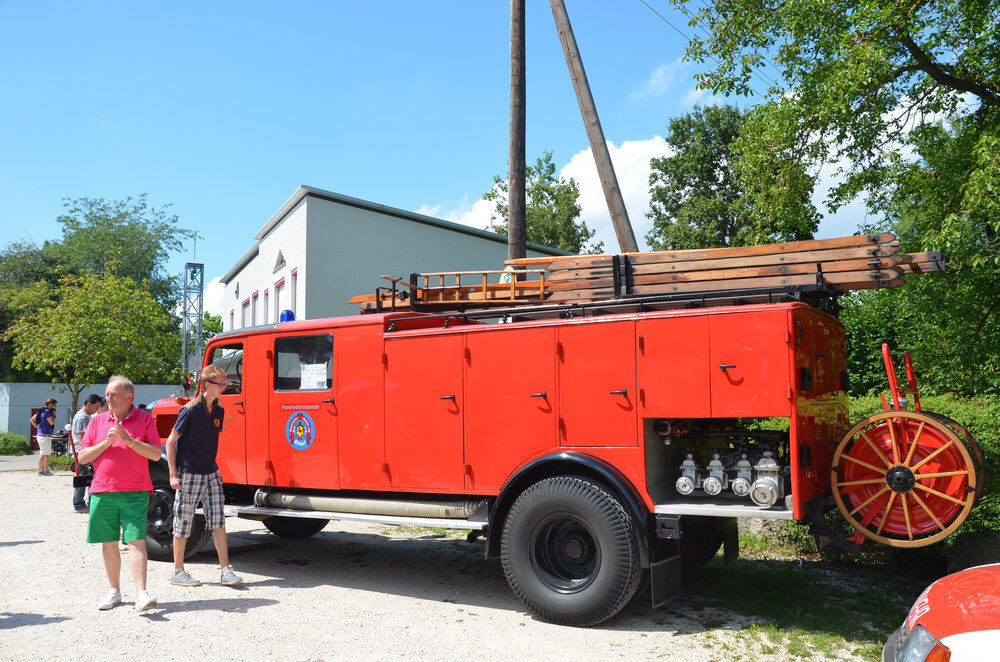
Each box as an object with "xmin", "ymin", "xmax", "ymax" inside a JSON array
[{"xmin": 181, "ymin": 262, "xmax": 205, "ymax": 377}]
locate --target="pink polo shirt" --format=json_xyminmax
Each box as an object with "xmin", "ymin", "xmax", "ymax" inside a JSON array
[{"xmin": 81, "ymin": 406, "xmax": 161, "ymax": 493}]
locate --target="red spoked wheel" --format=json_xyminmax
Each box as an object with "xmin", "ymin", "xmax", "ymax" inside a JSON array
[
  {"xmin": 832, "ymin": 410, "xmax": 978, "ymax": 548},
  {"xmin": 922, "ymin": 412, "xmax": 986, "ymax": 503}
]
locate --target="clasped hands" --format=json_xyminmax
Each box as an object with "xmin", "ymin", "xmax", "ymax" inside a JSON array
[{"xmin": 105, "ymin": 422, "xmax": 137, "ymax": 451}]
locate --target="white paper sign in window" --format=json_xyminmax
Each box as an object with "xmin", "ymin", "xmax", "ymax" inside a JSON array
[{"xmin": 299, "ymin": 363, "xmax": 327, "ymax": 390}]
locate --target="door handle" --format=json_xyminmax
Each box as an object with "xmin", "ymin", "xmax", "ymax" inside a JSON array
[
  {"xmin": 322, "ymin": 398, "xmax": 335, "ymax": 405},
  {"xmin": 234, "ymin": 401, "xmax": 244, "ymax": 407},
  {"xmin": 719, "ymin": 363, "xmax": 737, "ymax": 371},
  {"xmin": 530, "ymin": 392, "xmax": 547, "ymax": 399},
  {"xmin": 440, "ymin": 394, "xmax": 456, "ymax": 402},
  {"xmin": 610, "ymin": 389, "xmax": 628, "ymax": 397}
]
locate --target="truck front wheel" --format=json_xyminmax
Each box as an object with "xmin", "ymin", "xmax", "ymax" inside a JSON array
[
  {"xmin": 500, "ymin": 476, "xmax": 642, "ymax": 626},
  {"xmin": 146, "ymin": 481, "xmax": 210, "ymax": 561}
]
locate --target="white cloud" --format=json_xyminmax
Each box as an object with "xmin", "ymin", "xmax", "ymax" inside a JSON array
[
  {"xmin": 630, "ymin": 59, "xmax": 686, "ymax": 100},
  {"xmin": 203, "ymin": 276, "xmax": 226, "ymax": 318},
  {"xmin": 560, "ymin": 136, "xmax": 671, "ymax": 251},
  {"xmin": 415, "ymin": 195, "xmax": 502, "ymax": 233},
  {"xmin": 682, "ymin": 86, "xmax": 723, "ymax": 108}
]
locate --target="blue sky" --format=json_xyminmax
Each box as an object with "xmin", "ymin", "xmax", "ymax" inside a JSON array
[{"xmin": 0, "ymin": 1, "xmax": 867, "ymax": 315}]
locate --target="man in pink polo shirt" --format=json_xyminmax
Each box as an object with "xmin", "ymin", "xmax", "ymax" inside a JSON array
[{"xmin": 78, "ymin": 376, "xmax": 162, "ymax": 613}]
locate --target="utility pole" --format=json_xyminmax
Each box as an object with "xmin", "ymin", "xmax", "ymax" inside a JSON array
[
  {"xmin": 508, "ymin": 0, "xmax": 527, "ymax": 264},
  {"xmin": 549, "ymin": 0, "xmax": 638, "ymax": 252}
]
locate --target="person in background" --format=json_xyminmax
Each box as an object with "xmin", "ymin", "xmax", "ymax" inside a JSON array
[
  {"xmin": 165, "ymin": 365, "xmax": 242, "ymax": 587},
  {"xmin": 29, "ymin": 397, "xmax": 57, "ymax": 476},
  {"xmin": 71, "ymin": 394, "xmax": 103, "ymax": 512},
  {"xmin": 77, "ymin": 376, "xmax": 161, "ymax": 612}
]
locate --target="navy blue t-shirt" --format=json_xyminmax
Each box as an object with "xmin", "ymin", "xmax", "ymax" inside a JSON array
[{"xmin": 173, "ymin": 400, "xmax": 223, "ymax": 474}]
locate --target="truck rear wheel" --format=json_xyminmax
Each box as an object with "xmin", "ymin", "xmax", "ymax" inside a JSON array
[
  {"xmin": 146, "ymin": 481, "xmax": 210, "ymax": 561},
  {"xmin": 500, "ymin": 476, "xmax": 642, "ymax": 626},
  {"xmin": 263, "ymin": 516, "xmax": 328, "ymax": 539}
]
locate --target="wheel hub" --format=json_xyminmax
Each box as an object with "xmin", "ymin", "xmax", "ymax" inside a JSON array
[{"xmin": 885, "ymin": 465, "xmax": 916, "ymax": 493}]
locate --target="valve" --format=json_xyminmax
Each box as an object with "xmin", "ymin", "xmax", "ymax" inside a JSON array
[
  {"xmin": 731, "ymin": 453, "xmax": 753, "ymax": 497},
  {"xmin": 750, "ymin": 450, "xmax": 781, "ymax": 507},
  {"xmin": 702, "ymin": 452, "xmax": 728, "ymax": 496},
  {"xmin": 675, "ymin": 452, "xmax": 699, "ymax": 496}
]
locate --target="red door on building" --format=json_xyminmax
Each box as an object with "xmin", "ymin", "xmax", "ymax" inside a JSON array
[
  {"xmin": 709, "ymin": 310, "xmax": 791, "ymax": 417},
  {"xmin": 465, "ymin": 326, "xmax": 557, "ymax": 490},
  {"xmin": 558, "ymin": 321, "xmax": 637, "ymax": 447},
  {"xmin": 384, "ymin": 333, "xmax": 464, "ymax": 490}
]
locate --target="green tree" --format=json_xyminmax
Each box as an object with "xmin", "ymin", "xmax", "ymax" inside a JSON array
[
  {"xmin": 483, "ymin": 151, "xmax": 603, "ymax": 254},
  {"xmin": 6, "ymin": 271, "xmax": 181, "ymax": 412},
  {"xmin": 646, "ymin": 104, "xmax": 817, "ymax": 250},
  {"xmin": 672, "ymin": 0, "xmax": 999, "ymax": 261},
  {"xmin": 51, "ymin": 194, "xmax": 192, "ymax": 311},
  {"xmin": 204, "ymin": 312, "xmax": 223, "ymax": 339},
  {"xmin": 840, "ymin": 115, "xmax": 1000, "ymax": 396}
]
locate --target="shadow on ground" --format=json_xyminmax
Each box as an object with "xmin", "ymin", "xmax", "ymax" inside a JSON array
[{"xmin": 182, "ymin": 524, "xmax": 921, "ymax": 642}]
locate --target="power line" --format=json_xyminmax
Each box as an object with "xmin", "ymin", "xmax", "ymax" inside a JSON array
[
  {"xmin": 637, "ymin": 0, "xmax": 776, "ymax": 97},
  {"xmin": 689, "ymin": 0, "xmax": 785, "ymax": 85}
]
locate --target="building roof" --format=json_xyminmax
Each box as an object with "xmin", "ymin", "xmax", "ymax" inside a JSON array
[{"xmin": 222, "ymin": 185, "xmax": 569, "ymax": 284}]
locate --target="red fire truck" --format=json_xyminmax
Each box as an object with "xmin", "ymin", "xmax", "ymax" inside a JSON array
[{"xmin": 147, "ymin": 291, "xmax": 980, "ymax": 626}]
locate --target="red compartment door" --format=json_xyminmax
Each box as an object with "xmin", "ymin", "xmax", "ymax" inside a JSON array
[
  {"xmin": 384, "ymin": 334, "xmax": 464, "ymax": 490},
  {"xmin": 557, "ymin": 321, "xmax": 637, "ymax": 447}
]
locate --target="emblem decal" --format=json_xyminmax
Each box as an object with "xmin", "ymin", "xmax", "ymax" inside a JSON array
[{"xmin": 285, "ymin": 411, "xmax": 315, "ymax": 450}]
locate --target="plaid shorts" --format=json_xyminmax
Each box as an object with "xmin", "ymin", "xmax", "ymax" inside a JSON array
[{"xmin": 173, "ymin": 470, "xmax": 225, "ymax": 537}]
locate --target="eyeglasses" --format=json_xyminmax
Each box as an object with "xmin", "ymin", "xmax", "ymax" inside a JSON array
[{"xmin": 210, "ymin": 381, "xmax": 226, "ymax": 387}]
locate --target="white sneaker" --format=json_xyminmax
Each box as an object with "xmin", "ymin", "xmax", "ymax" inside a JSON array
[
  {"xmin": 134, "ymin": 590, "xmax": 157, "ymax": 612},
  {"xmin": 98, "ymin": 589, "xmax": 121, "ymax": 610}
]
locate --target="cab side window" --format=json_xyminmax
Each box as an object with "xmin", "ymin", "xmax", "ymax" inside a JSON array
[
  {"xmin": 209, "ymin": 344, "xmax": 243, "ymax": 395},
  {"xmin": 274, "ymin": 334, "xmax": 333, "ymax": 391}
]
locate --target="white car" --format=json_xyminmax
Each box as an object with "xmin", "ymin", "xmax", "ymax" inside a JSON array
[{"xmin": 883, "ymin": 563, "xmax": 1000, "ymax": 661}]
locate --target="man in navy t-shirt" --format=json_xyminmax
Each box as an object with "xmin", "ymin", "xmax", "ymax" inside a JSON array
[{"xmin": 165, "ymin": 365, "xmax": 242, "ymax": 587}]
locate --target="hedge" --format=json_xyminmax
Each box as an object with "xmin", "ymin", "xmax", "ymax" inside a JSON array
[{"xmin": 0, "ymin": 433, "xmax": 30, "ymax": 456}]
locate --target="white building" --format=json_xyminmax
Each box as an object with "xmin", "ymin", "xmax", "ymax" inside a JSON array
[{"xmin": 221, "ymin": 186, "xmax": 566, "ymax": 330}]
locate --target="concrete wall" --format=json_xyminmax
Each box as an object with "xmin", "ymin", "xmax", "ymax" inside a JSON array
[
  {"xmin": 305, "ymin": 196, "xmax": 556, "ymax": 320},
  {"xmin": 0, "ymin": 383, "xmax": 183, "ymax": 441},
  {"xmin": 224, "ymin": 198, "xmax": 308, "ymax": 330}
]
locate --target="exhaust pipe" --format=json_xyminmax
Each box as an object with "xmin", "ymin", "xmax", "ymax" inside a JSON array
[{"xmin": 254, "ymin": 489, "xmax": 482, "ymax": 519}]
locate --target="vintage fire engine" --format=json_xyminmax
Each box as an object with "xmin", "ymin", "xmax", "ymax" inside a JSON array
[{"xmin": 144, "ymin": 234, "xmax": 981, "ymax": 626}]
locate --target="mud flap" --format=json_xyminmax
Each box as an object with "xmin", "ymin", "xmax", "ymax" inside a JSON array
[
  {"xmin": 722, "ymin": 517, "xmax": 739, "ymax": 564},
  {"xmin": 650, "ymin": 553, "xmax": 683, "ymax": 609}
]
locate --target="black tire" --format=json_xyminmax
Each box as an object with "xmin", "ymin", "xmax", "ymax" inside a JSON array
[
  {"xmin": 500, "ymin": 476, "xmax": 642, "ymax": 627},
  {"xmin": 263, "ymin": 516, "xmax": 328, "ymax": 539},
  {"xmin": 679, "ymin": 516, "xmax": 724, "ymax": 575},
  {"xmin": 146, "ymin": 481, "xmax": 210, "ymax": 561}
]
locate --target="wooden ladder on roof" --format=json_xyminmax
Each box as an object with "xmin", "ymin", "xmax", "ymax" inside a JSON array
[{"xmin": 348, "ymin": 233, "xmax": 946, "ymax": 313}]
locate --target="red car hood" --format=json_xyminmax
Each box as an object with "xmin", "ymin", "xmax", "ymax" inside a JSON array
[{"xmin": 907, "ymin": 563, "xmax": 1000, "ymax": 639}]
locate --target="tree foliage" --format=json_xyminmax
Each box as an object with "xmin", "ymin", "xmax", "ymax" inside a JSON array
[
  {"xmin": 673, "ymin": 0, "xmax": 999, "ymax": 262},
  {"xmin": 51, "ymin": 194, "xmax": 191, "ymax": 310},
  {"xmin": 484, "ymin": 151, "xmax": 603, "ymax": 254},
  {"xmin": 0, "ymin": 194, "xmax": 190, "ymax": 381},
  {"xmin": 674, "ymin": 0, "xmax": 1000, "ymax": 396},
  {"xmin": 5, "ymin": 271, "xmax": 180, "ymax": 412},
  {"xmin": 646, "ymin": 104, "xmax": 818, "ymax": 250}
]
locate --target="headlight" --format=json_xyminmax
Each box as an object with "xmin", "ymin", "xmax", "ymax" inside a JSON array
[{"xmin": 895, "ymin": 624, "xmax": 951, "ymax": 662}]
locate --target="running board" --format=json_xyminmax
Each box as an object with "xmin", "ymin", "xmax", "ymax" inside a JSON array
[
  {"xmin": 221, "ymin": 504, "xmax": 487, "ymax": 531},
  {"xmin": 654, "ymin": 501, "xmax": 794, "ymax": 520}
]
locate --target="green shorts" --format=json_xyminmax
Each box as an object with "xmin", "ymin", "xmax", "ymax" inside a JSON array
[{"xmin": 87, "ymin": 491, "xmax": 149, "ymax": 544}]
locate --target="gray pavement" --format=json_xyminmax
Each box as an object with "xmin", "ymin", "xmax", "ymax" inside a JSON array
[{"xmin": 0, "ymin": 453, "xmax": 46, "ymax": 471}]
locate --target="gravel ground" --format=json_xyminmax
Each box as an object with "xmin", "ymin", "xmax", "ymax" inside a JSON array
[{"xmin": 0, "ymin": 465, "xmax": 867, "ymax": 661}]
